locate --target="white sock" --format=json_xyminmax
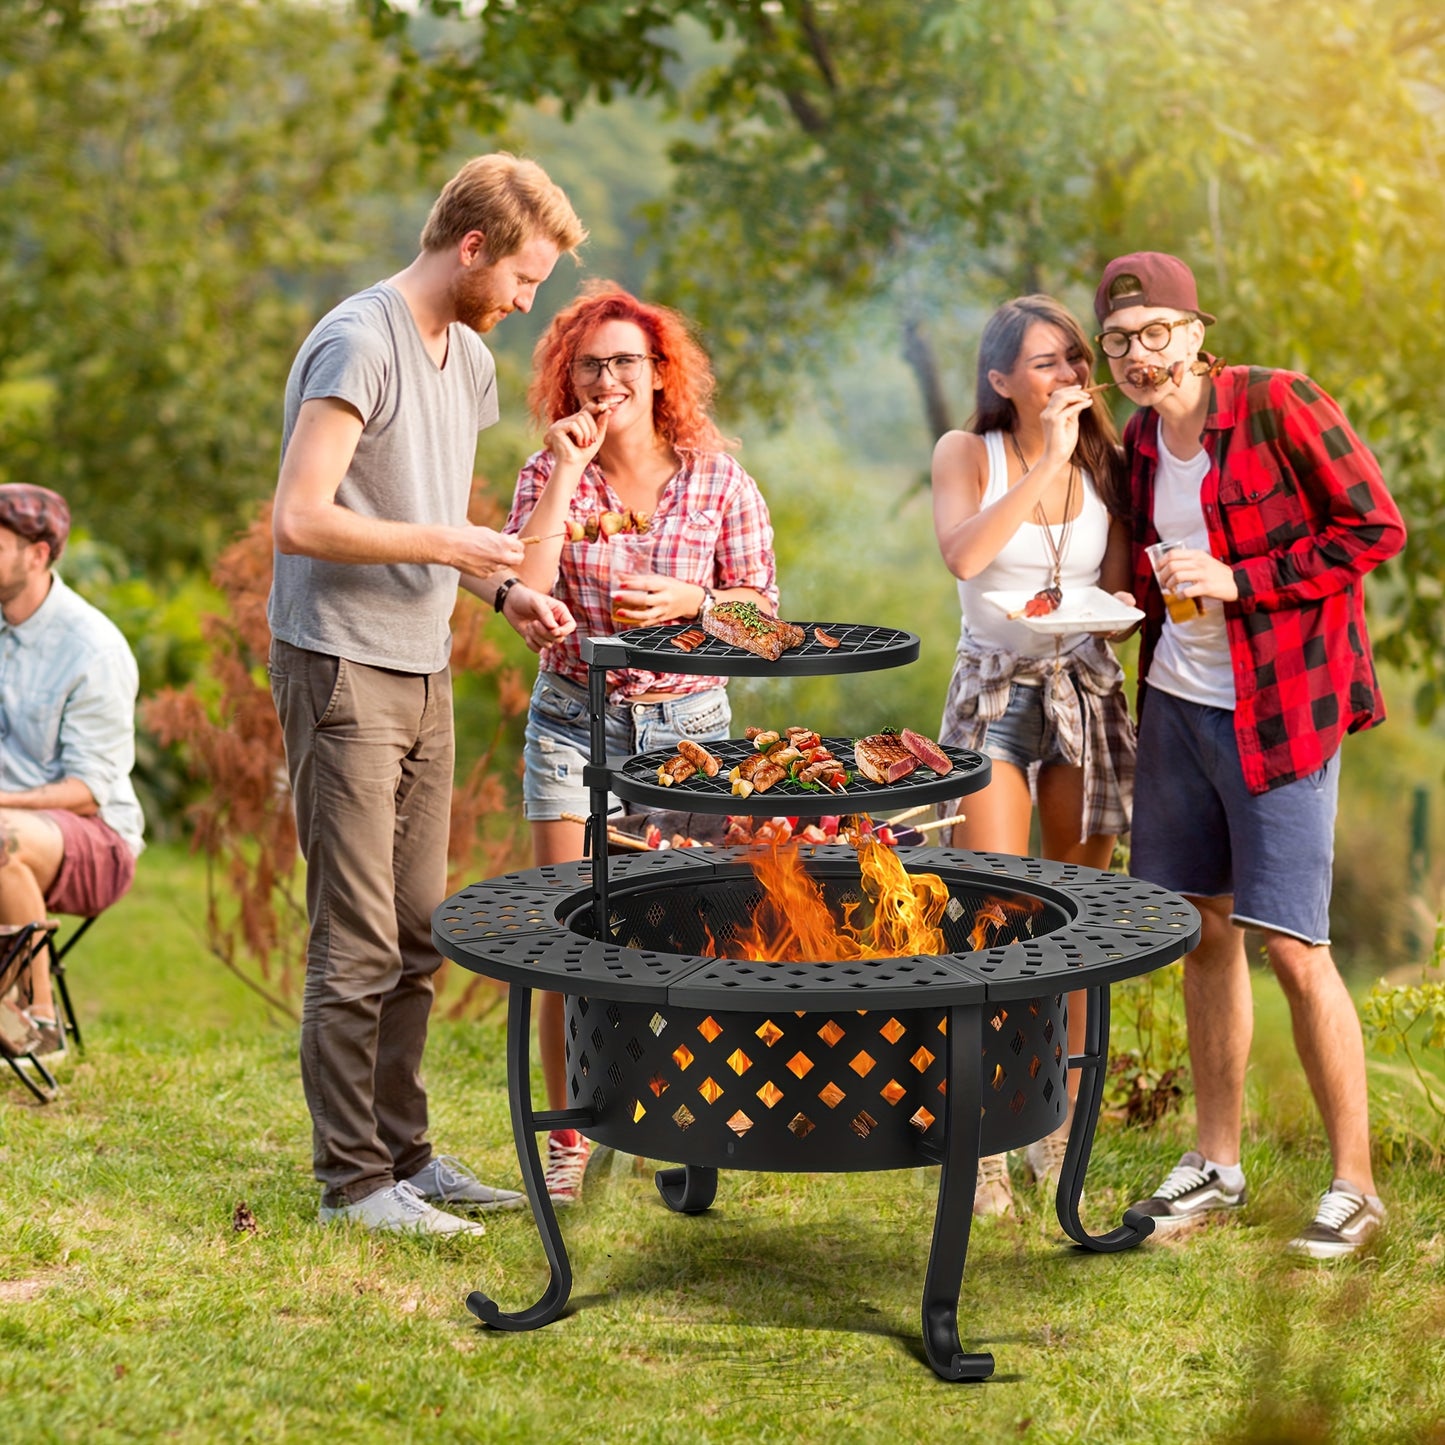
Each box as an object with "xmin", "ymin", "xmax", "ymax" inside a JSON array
[{"xmin": 1203, "ymin": 1157, "xmax": 1245, "ymax": 1192}]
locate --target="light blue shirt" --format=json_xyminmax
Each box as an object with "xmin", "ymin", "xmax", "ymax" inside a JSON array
[{"xmin": 0, "ymin": 573, "xmax": 145, "ymax": 854}]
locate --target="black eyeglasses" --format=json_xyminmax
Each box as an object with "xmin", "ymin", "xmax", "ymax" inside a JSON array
[
  {"xmin": 570, "ymin": 353, "xmax": 658, "ymax": 383},
  {"xmin": 1094, "ymin": 318, "xmax": 1194, "ymax": 359}
]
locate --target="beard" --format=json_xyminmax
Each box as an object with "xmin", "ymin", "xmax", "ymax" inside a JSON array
[{"xmin": 451, "ymin": 271, "xmax": 507, "ymax": 334}]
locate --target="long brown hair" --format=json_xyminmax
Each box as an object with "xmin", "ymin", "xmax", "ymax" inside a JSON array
[{"xmin": 968, "ymin": 295, "xmax": 1126, "ymax": 515}]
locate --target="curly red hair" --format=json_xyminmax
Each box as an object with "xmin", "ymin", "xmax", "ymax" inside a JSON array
[{"xmin": 528, "ymin": 281, "xmax": 729, "ymax": 453}]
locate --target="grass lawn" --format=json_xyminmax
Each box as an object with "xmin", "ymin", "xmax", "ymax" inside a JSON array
[{"xmin": 2, "ymin": 846, "xmax": 1443, "ymax": 1444}]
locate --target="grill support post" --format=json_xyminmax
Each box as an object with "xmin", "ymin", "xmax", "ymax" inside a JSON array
[
  {"xmin": 921, "ymin": 1004, "xmax": 995, "ymax": 1382},
  {"xmin": 1053, "ymin": 984, "xmax": 1156, "ymax": 1251},
  {"xmin": 465, "ymin": 984, "xmax": 585, "ymax": 1331}
]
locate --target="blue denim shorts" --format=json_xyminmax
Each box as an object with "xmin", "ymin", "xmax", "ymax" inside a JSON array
[
  {"xmin": 522, "ymin": 671, "xmax": 732, "ymax": 821},
  {"xmin": 1130, "ymin": 688, "xmax": 1339, "ymax": 944},
  {"xmin": 978, "ymin": 681, "xmax": 1070, "ymax": 772}
]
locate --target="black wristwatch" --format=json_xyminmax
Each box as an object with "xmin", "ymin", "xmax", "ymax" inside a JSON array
[{"xmin": 493, "ymin": 576, "xmax": 522, "ymax": 614}]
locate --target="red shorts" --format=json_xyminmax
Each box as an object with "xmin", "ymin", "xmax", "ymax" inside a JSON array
[{"xmin": 44, "ymin": 811, "xmax": 137, "ymax": 917}]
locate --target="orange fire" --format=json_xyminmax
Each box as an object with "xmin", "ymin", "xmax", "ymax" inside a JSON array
[
  {"xmin": 967, "ymin": 894, "xmax": 1043, "ymax": 951},
  {"xmin": 717, "ymin": 836, "xmax": 951, "ymax": 962}
]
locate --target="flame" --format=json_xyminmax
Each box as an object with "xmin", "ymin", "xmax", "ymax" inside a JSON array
[
  {"xmin": 968, "ymin": 894, "xmax": 1044, "ymax": 951},
  {"xmin": 719, "ymin": 836, "xmax": 951, "ymax": 962}
]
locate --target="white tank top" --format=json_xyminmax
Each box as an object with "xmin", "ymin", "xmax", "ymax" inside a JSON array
[
  {"xmin": 957, "ymin": 430, "xmax": 1112, "ymax": 658},
  {"xmin": 1146, "ymin": 434, "xmax": 1236, "ymax": 708}
]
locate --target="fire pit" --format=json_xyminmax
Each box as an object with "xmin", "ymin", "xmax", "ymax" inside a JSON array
[
  {"xmin": 434, "ymin": 845, "xmax": 1199, "ymax": 1381},
  {"xmin": 434, "ymin": 621, "xmax": 1199, "ymax": 1381}
]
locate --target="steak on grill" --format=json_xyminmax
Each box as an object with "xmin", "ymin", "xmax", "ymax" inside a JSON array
[
  {"xmin": 701, "ymin": 602, "xmax": 806, "ymax": 661},
  {"xmin": 900, "ymin": 728, "xmax": 952, "ymax": 775},
  {"xmin": 853, "ymin": 733, "xmax": 919, "ymax": 784}
]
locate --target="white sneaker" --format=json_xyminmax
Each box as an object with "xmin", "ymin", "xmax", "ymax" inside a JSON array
[
  {"xmin": 318, "ymin": 1181, "xmax": 486, "ymax": 1236},
  {"xmin": 402, "ymin": 1155, "xmax": 525, "ymax": 1211},
  {"xmin": 1287, "ymin": 1181, "xmax": 1385, "ymax": 1260}
]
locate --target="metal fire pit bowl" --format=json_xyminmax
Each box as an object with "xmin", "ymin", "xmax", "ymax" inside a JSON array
[{"xmin": 433, "ymin": 846, "xmax": 1200, "ymax": 1382}]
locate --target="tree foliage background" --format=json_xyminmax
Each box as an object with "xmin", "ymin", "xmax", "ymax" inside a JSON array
[
  {"xmin": 372, "ymin": 0, "xmax": 1445, "ymax": 713},
  {"xmin": 1, "ymin": 0, "xmax": 1443, "ymax": 980}
]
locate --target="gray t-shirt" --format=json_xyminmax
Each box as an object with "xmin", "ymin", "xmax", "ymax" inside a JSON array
[{"xmin": 268, "ymin": 282, "xmax": 500, "ymax": 674}]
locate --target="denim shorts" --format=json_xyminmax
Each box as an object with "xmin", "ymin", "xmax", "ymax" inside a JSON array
[
  {"xmin": 523, "ymin": 671, "xmax": 732, "ymax": 821},
  {"xmin": 978, "ymin": 681, "xmax": 1070, "ymax": 773},
  {"xmin": 1130, "ymin": 688, "xmax": 1339, "ymax": 944}
]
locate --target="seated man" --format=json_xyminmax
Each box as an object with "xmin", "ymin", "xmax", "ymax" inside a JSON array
[{"xmin": 0, "ymin": 485, "xmax": 144, "ymax": 1055}]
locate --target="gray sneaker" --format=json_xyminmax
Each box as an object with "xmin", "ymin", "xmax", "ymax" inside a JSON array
[
  {"xmin": 1131, "ymin": 1151, "xmax": 1246, "ymax": 1230},
  {"xmin": 402, "ymin": 1155, "xmax": 525, "ymax": 1211},
  {"xmin": 1287, "ymin": 1181, "xmax": 1385, "ymax": 1260},
  {"xmin": 319, "ymin": 1181, "xmax": 486, "ymax": 1236}
]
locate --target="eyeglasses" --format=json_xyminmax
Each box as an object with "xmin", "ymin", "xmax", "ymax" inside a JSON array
[
  {"xmin": 570, "ymin": 353, "xmax": 658, "ymax": 383},
  {"xmin": 1094, "ymin": 317, "xmax": 1194, "ymax": 359}
]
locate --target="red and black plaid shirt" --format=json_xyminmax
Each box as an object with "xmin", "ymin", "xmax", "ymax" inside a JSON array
[{"xmin": 1125, "ymin": 362, "xmax": 1406, "ymax": 794}]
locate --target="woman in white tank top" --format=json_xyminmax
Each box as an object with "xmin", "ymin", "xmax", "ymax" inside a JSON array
[{"xmin": 931, "ymin": 295, "xmax": 1137, "ymax": 1218}]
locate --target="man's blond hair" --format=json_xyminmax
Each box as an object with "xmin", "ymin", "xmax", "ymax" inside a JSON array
[{"xmin": 420, "ymin": 152, "xmax": 586, "ymax": 260}]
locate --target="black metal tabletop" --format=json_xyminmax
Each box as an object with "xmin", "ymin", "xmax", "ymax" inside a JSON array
[{"xmin": 433, "ymin": 846, "xmax": 1200, "ymax": 1009}]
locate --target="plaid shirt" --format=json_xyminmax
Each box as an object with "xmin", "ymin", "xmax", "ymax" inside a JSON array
[
  {"xmin": 506, "ymin": 448, "xmax": 778, "ymax": 699},
  {"xmin": 1125, "ymin": 362, "xmax": 1406, "ymax": 794}
]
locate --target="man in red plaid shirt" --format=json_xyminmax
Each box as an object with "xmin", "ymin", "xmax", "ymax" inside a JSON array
[{"xmin": 1093, "ymin": 252, "xmax": 1405, "ymax": 1259}]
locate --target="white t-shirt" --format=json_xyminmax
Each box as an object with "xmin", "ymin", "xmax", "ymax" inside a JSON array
[
  {"xmin": 1146, "ymin": 434, "xmax": 1235, "ymax": 709},
  {"xmin": 957, "ymin": 431, "xmax": 1111, "ymax": 659}
]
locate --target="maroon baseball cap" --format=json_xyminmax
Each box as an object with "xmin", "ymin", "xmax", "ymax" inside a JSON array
[
  {"xmin": 0, "ymin": 484, "xmax": 71, "ymax": 562},
  {"xmin": 1094, "ymin": 252, "xmax": 1215, "ymax": 327}
]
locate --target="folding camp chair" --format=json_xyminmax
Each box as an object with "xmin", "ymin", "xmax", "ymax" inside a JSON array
[
  {"xmin": 0, "ymin": 920, "xmax": 63, "ymax": 1104},
  {"xmin": 44, "ymin": 914, "xmax": 96, "ymax": 1053}
]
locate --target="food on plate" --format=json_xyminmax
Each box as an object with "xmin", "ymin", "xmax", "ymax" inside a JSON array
[
  {"xmin": 853, "ymin": 732, "xmax": 920, "ymax": 785},
  {"xmin": 676, "ymin": 739, "xmax": 721, "ymax": 777},
  {"xmin": 1006, "ymin": 586, "xmax": 1063, "ymax": 619},
  {"xmin": 700, "ymin": 601, "xmax": 806, "ymax": 661},
  {"xmin": 813, "ymin": 627, "xmax": 841, "ymax": 649},
  {"xmin": 656, "ymin": 755, "xmax": 698, "ymax": 786},
  {"xmin": 900, "ymin": 729, "xmax": 952, "ymax": 776}
]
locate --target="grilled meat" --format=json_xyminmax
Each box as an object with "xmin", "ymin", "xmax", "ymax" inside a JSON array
[
  {"xmin": 701, "ymin": 601, "xmax": 805, "ymax": 661},
  {"xmin": 676, "ymin": 739, "xmax": 721, "ymax": 777},
  {"xmin": 853, "ymin": 733, "xmax": 919, "ymax": 785},
  {"xmin": 900, "ymin": 729, "xmax": 952, "ymax": 776}
]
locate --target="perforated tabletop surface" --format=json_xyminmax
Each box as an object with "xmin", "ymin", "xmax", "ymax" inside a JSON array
[{"xmin": 433, "ymin": 847, "xmax": 1200, "ymax": 1009}]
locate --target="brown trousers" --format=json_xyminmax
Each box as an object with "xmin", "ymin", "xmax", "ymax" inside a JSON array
[{"xmin": 270, "ymin": 639, "xmax": 453, "ymax": 1207}]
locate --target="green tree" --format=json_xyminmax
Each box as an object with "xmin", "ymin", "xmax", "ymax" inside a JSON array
[
  {"xmin": 369, "ymin": 0, "xmax": 1445, "ymax": 709},
  {"xmin": 0, "ymin": 0, "xmax": 424, "ymax": 572}
]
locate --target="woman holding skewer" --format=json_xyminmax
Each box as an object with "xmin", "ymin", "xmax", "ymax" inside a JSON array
[
  {"xmin": 930, "ymin": 294, "xmax": 1136, "ymax": 1218},
  {"xmin": 504, "ymin": 281, "xmax": 778, "ymax": 1206}
]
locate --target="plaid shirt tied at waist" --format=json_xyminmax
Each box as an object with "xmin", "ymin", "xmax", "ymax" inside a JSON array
[{"xmin": 938, "ymin": 633, "xmax": 1136, "ymax": 843}]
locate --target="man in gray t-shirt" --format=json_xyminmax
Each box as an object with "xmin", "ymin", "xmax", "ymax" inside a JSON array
[{"xmin": 268, "ymin": 153, "xmax": 584, "ymax": 1236}]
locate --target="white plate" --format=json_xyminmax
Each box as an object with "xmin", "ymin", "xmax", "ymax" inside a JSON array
[{"xmin": 982, "ymin": 586, "xmax": 1143, "ymax": 637}]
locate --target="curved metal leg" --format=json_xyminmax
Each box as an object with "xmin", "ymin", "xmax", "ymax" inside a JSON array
[
  {"xmin": 466, "ymin": 985, "xmax": 574, "ymax": 1331},
  {"xmin": 655, "ymin": 1165, "xmax": 718, "ymax": 1214},
  {"xmin": 1055, "ymin": 984, "xmax": 1155, "ymax": 1252},
  {"xmin": 921, "ymin": 1004, "xmax": 994, "ymax": 1382}
]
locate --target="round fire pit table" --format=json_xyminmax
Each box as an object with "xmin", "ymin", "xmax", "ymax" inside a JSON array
[{"xmin": 434, "ymin": 843, "xmax": 1200, "ymax": 1382}]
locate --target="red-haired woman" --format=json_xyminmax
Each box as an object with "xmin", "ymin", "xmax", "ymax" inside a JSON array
[{"xmin": 505, "ymin": 282, "xmax": 778, "ymax": 1204}]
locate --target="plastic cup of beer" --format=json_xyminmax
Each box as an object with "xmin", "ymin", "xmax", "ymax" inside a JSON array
[
  {"xmin": 1146, "ymin": 540, "xmax": 1205, "ymax": 623},
  {"xmin": 608, "ymin": 535, "xmax": 656, "ymax": 629}
]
